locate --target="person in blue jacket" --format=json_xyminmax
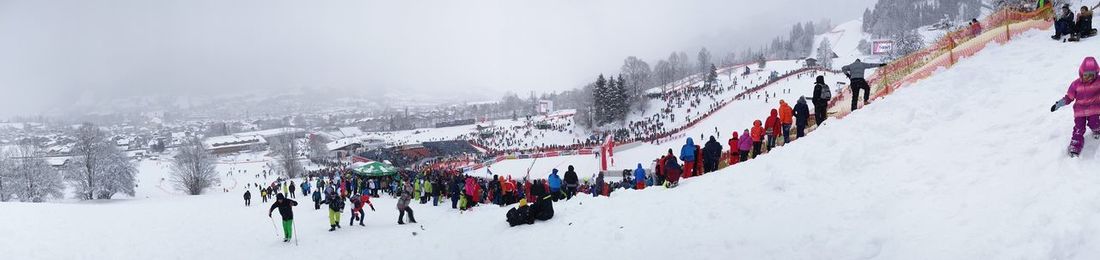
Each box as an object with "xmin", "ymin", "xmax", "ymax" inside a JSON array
[
  {"xmin": 547, "ymin": 169, "xmax": 563, "ymax": 201},
  {"xmin": 633, "ymin": 164, "xmax": 646, "ymax": 190},
  {"xmin": 680, "ymin": 137, "xmax": 697, "ymax": 178},
  {"xmin": 301, "ymin": 180, "xmax": 311, "ymax": 197}
]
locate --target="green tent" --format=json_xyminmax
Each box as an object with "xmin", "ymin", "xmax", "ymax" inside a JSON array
[{"xmin": 353, "ymin": 161, "xmax": 398, "ymax": 177}]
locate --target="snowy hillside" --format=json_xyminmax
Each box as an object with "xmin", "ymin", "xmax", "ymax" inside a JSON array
[{"xmin": 4, "ymin": 28, "xmax": 1097, "ymax": 259}]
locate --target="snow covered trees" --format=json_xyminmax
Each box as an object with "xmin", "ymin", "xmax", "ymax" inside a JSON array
[
  {"xmin": 817, "ymin": 38, "xmax": 835, "ymax": 69},
  {"xmin": 621, "ymin": 56, "xmax": 652, "ymax": 112},
  {"xmin": 892, "ymin": 30, "xmax": 925, "ymax": 58},
  {"xmin": 308, "ymin": 135, "xmax": 330, "ymax": 160},
  {"xmin": 863, "ymin": 0, "xmax": 983, "ymax": 37},
  {"xmin": 66, "ymin": 123, "xmax": 136, "ymax": 200},
  {"xmin": 170, "ymin": 137, "xmax": 219, "ymax": 195},
  {"xmin": 270, "ymin": 135, "xmax": 303, "ymax": 179},
  {"xmin": 697, "ymin": 47, "xmax": 712, "ymax": 74},
  {"xmin": 0, "ymin": 150, "xmax": 13, "ymax": 201},
  {"xmin": 11, "ymin": 143, "xmax": 63, "ymax": 202},
  {"xmin": 590, "ymin": 74, "xmax": 631, "ymax": 126}
]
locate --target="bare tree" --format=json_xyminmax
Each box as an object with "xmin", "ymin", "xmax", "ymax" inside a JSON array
[
  {"xmin": 170, "ymin": 137, "xmax": 219, "ymax": 195},
  {"xmin": 308, "ymin": 135, "xmax": 330, "ymax": 160},
  {"xmin": 12, "ymin": 143, "xmax": 63, "ymax": 202},
  {"xmin": 270, "ymin": 135, "xmax": 303, "ymax": 179},
  {"xmin": 66, "ymin": 122, "xmax": 137, "ymax": 200}
]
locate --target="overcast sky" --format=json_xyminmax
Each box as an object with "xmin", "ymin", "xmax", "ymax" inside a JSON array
[{"xmin": 0, "ymin": 0, "xmax": 875, "ymax": 117}]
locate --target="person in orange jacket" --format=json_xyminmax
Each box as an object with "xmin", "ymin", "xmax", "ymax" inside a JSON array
[
  {"xmin": 727, "ymin": 131, "xmax": 739, "ymax": 165},
  {"xmin": 778, "ymin": 100, "xmax": 794, "ymax": 144},
  {"xmin": 750, "ymin": 120, "xmax": 764, "ymax": 158},
  {"xmin": 765, "ymin": 109, "xmax": 781, "ymax": 150}
]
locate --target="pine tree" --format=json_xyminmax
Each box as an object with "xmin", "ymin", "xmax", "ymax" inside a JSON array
[{"xmin": 593, "ymin": 74, "xmax": 609, "ymax": 126}]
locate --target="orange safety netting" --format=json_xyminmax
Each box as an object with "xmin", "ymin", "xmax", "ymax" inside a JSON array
[{"xmin": 828, "ymin": 4, "xmax": 1054, "ymax": 118}]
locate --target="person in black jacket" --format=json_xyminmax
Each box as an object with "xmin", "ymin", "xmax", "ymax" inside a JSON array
[
  {"xmin": 243, "ymin": 190, "xmax": 251, "ymax": 206},
  {"xmin": 324, "ymin": 191, "xmax": 345, "ymax": 231},
  {"xmin": 563, "ymin": 165, "xmax": 579, "ymax": 200},
  {"xmin": 793, "ymin": 96, "xmax": 810, "ymax": 138},
  {"xmin": 811, "ymin": 76, "xmax": 831, "ymax": 126},
  {"xmin": 267, "ymin": 193, "xmax": 298, "ymax": 242},
  {"xmin": 451, "ymin": 176, "xmax": 463, "ymax": 209},
  {"xmin": 702, "ymin": 136, "xmax": 722, "ymax": 173}
]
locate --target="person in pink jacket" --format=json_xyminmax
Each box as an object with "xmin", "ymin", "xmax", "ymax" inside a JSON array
[
  {"xmin": 1051, "ymin": 57, "xmax": 1100, "ymax": 156},
  {"xmin": 737, "ymin": 129, "xmax": 753, "ymax": 162}
]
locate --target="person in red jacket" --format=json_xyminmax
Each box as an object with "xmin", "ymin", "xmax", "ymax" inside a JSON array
[
  {"xmin": 655, "ymin": 155, "xmax": 667, "ymax": 185},
  {"xmin": 662, "ymin": 149, "xmax": 682, "ymax": 188},
  {"xmin": 349, "ymin": 193, "xmax": 376, "ymax": 226},
  {"xmin": 727, "ymin": 131, "xmax": 739, "ymax": 165},
  {"xmin": 765, "ymin": 109, "xmax": 781, "ymax": 151},
  {"xmin": 750, "ymin": 120, "xmax": 764, "ymax": 158}
]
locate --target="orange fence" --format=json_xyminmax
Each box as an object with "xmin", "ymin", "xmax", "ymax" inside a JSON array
[{"xmin": 827, "ymin": 4, "xmax": 1053, "ymax": 117}]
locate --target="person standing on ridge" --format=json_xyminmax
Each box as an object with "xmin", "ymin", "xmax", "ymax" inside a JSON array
[
  {"xmin": 679, "ymin": 138, "xmax": 697, "ymax": 178},
  {"xmin": 793, "ymin": 96, "xmax": 811, "ymax": 138},
  {"xmin": 812, "ymin": 76, "xmax": 832, "ymax": 126},
  {"xmin": 842, "ymin": 59, "xmax": 887, "ymax": 111}
]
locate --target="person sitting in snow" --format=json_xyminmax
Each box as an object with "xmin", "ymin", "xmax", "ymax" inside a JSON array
[
  {"xmin": 1052, "ymin": 57, "xmax": 1100, "ymax": 157},
  {"xmin": 1054, "ymin": 4, "xmax": 1077, "ymax": 40}
]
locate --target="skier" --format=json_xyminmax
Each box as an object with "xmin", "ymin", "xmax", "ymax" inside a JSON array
[
  {"xmin": 793, "ymin": 96, "xmax": 811, "ymax": 138},
  {"xmin": 812, "ymin": 76, "xmax": 832, "ymax": 126},
  {"xmin": 260, "ymin": 188, "xmax": 268, "ymax": 203},
  {"xmin": 751, "ymin": 120, "xmax": 764, "ymax": 158},
  {"xmin": 1050, "ymin": 57, "xmax": 1100, "ymax": 157},
  {"xmin": 842, "ymin": 59, "xmax": 886, "ymax": 110},
  {"xmin": 397, "ymin": 182, "xmax": 417, "ymax": 224},
  {"xmin": 779, "ymin": 100, "xmax": 794, "ymax": 144},
  {"xmin": 324, "ymin": 191, "xmax": 344, "ymax": 231},
  {"xmin": 267, "ymin": 193, "xmax": 298, "ymax": 242},
  {"xmin": 766, "ymin": 109, "xmax": 781, "ymax": 150},
  {"xmin": 563, "ymin": 165, "xmax": 579, "ymax": 200},
  {"xmin": 311, "ymin": 189, "xmax": 322, "ymax": 210},
  {"xmin": 679, "ymin": 138, "xmax": 697, "ymax": 179},
  {"xmin": 349, "ymin": 193, "xmax": 375, "ymax": 226},
  {"xmin": 244, "ymin": 190, "xmax": 251, "ymax": 206},
  {"xmin": 547, "ymin": 169, "xmax": 563, "ymax": 201},
  {"xmin": 738, "ymin": 129, "xmax": 753, "ymax": 162}
]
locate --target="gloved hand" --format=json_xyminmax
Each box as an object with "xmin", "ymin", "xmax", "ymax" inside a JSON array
[{"xmin": 1051, "ymin": 99, "xmax": 1068, "ymax": 112}]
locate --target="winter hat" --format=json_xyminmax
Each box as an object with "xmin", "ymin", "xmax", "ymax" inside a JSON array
[
  {"xmin": 798, "ymin": 96, "xmax": 806, "ymax": 104},
  {"xmin": 1080, "ymin": 57, "xmax": 1098, "ymax": 81},
  {"xmin": 519, "ymin": 198, "xmax": 527, "ymax": 207},
  {"xmin": 815, "ymin": 76, "xmax": 825, "ymax": 84},
  {"xmin": 276, "ymin": 193, "xmax": 285, "ymax": 200}
]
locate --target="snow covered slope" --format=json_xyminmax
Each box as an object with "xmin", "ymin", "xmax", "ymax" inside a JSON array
[{"xmin": 4, "ymin": 27, "xmax": 1100, "ymax": 260}]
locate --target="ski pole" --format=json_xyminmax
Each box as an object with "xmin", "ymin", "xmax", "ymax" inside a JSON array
[
  {"xmin": 292, "ymin": 220, "xmax": 299, "ymax": 246},
  {"xmin": 269, "ymin": 216, "xmax": 281, "ymax": 239}
]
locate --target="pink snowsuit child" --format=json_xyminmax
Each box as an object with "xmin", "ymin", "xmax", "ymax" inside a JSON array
[{"xmin": 1052, "ymin": 57, "xmax": 1100, "ymax": 155}]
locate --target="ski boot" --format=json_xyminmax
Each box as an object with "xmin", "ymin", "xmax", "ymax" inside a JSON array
[
  {"xmin": 1093, "ymin": 131, "xmax": 1099, "ymax": 140},
  {"xmin": 328, "ymin": 225, "xmax": 336, "ymax": 232}
]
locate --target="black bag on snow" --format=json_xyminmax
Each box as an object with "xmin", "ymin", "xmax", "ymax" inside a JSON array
[{"xmin": 507, "ymin": 206, "xmax": 532, "ymax": 227}]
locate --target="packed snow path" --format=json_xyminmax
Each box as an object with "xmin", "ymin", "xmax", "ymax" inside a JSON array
[{"xmin": 4, "ymin": 30, "xmax": 1100, "ymax": 259}]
